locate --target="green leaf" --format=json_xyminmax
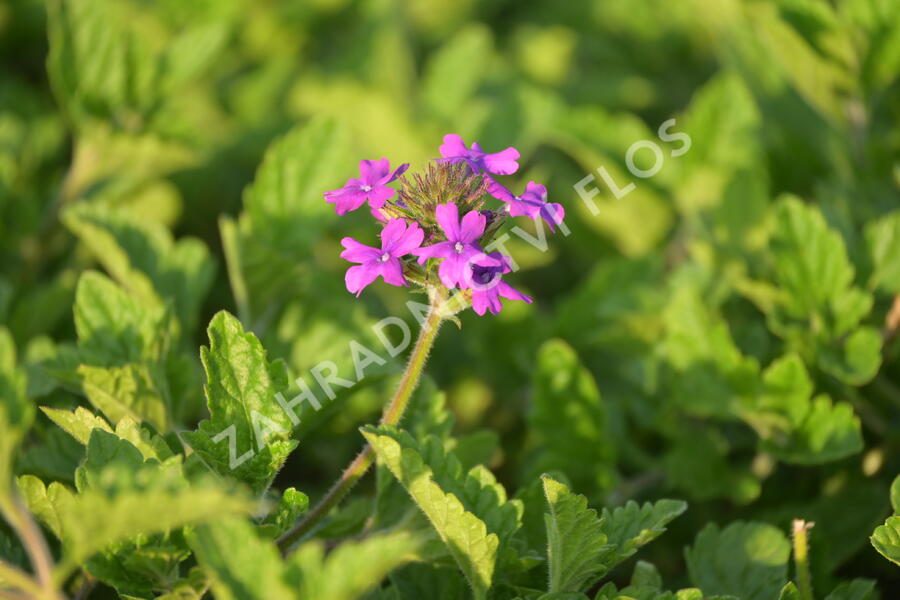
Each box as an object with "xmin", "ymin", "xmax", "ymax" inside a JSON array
[
  {"xmin": 73, "ymin": 270, "xmax": 170, "ymax": 367},
  {"xmin": 865, "ymin": 210, "xmax": 900, "ymax": 293},
  {"xmin": 231, "ymin": 118, "xmax": 349, "ymax": 319},
  {"xmin": 767, "ymin": 196, "xmax": 881, "ymax": 384},
  {"xmin": 183, "ymin": 311, "xmax": 297, "ymax": 495},
  {"xmin": 600, "ymin": 498, "xmax": 687, "ymax": 569},
  {"xmin": 685, "ymin": 521, "xmax": 790, "ymax": 600},
  {"xmin": 79, "ymin": 363, "xmax": 169, "ymax": 431},
  {"xmin": 823, "ymin": 580, "xmax": 876, "ymax": 600},
  {"xmin": 527, "ymin": 339, "xmax": 616, "ymax": 495},
  {"xmin": 286, "ymin": 531, "xmax": 421, "ymax": 600},
  {"xmin": 259, "ymin": 487, "xmax": 309, "ymax": 539},
  {"xmin": 63, "ymin": 203, "xmax": 216, "ymax": 332},
  {"xmin": 362, "ymin": 425, "xmax": 504, "ymax": 600},
  {"xmin": 60, "ymin": 431, "xmax": 252, "ymax": 566},
  {"xmin": 778, "ymin": 582, "xmax": 801, "ymax": 600},
  {"xmin": 0, "ymin": 328, "xmax": 31, "ymax": 494},
  {"xmin": 746, "ymin": 354, "xmax": 863, "ymax": 464},
  {"xmin": 871, "ymin": 516, "xmax": 900, "ymax": 565},
  {"xmin": 421, "ymin": 25, "xmax": 492, "ymax": 121},
  {"xmin": 891, "ymin": 474, "xmax": 900, "ymax": 514},
  {"xmin": 759, "ymin": 395, "xmax": 863, "ymax": 464},
  {"xmin": 541, "ymin": 476, "xmax": 611, "ymax": 593},
  {"xmin": 188, "ymin": 517, "xmax": 293, "ymax": 600},
  {"xmin": 41, "ymin": 406, "xmax": 113, "ymax": 445}
]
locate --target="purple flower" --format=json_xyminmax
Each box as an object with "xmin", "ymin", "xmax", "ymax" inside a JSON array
[
  {"xmin": 439, "ymin": 134, "xmax": 520, "ymax": 175},
  {"xmin": 412, "ymin": 202, "xmax": 501, "ymax": 288},
  {"xmin": 326, "ymin": 159, "xmax": 409, "ymax": 215},
  {"xmin": 464, "ymin": 253, "xmax": 533, "ymax": 316},
  {"xmin": 340, "ymin": 219, "xmax": 424, "ymax": 296},
  {"xmin": 489, "ymin": 180, "xmax": 565, "ymax": 232}
]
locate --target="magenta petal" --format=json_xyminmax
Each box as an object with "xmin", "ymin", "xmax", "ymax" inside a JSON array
[
  {"xmin": 326, "ymin": 189, "xmax": 368, "ymax": 215},
  {"xmin": 471, "ymin": 292, "xmax": 490, "ymax": 316},
  {"xmin": 390, "ymin": 222, "xmax": 424, "ymax": 256},
  {"xmin": 366, "ymin": 185, "xmax": 395, "ymax": 209},
  {"xmin": 340, "ymin": 238, "xmax": 381, "ymax": 263},
  {"xmin": 379, "ymin": 257, "xmax": 407, "ymax": 287},
  {"xmin": 380, "ymin": 219, "xmax": 408, "ymax": 248},
  {"xmin": 487, "ymin": 178, "xmax": 514, "ymax": 203},
  {"xmin": 359, "ymin": 159, "xmax": 390, "ymax": 184},
  {"xmin": 434, "ymin": 202, "xmax": 462, "ymax": 241},
  {"xmin": 385, "ymin": 162, "xmax": 410, "ymax": 183},
  {"xmin": 524, "ymin": 181, "xmax": 547, "ymax": 199},
  {"xmin": 458, "ymin": 210, "xmax": 487, "ymax": 243},
  {"xmin": 437, "ymin": 255, "xmax": 463, "ymax": 288},
  {"xmin": 482, "ymin": 147, "xmax": 520, "ymax": 175},
  {"xmin": 345, "ymin": 264, "xmax": 379, "ymax": 296},
  {"xmin": 498, "ymin": 281, "xmax": 533, "ymax": 304},
  {"xmin": 540, "ymin": 203, "xmax": 565, "ymax": 232},
  {"xmin": 439, "ymin": 134, "xmax": 468, "ymax": 158},
  {"xmin": 412, "ymin": 241, "xmax": 453, "ymax": 264}
]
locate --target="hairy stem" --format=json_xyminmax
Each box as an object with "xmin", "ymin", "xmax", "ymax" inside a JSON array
[
  {"xmin": 0, "ymin": 496, "xmax": 57, "ymax": 599},
  {"xmin": 277, "ymin": 300, "xmax": 444, "ymax": 552},
  {"xmin": 792, "ymin": 519, "xmax": 814, "ymax": 600}
]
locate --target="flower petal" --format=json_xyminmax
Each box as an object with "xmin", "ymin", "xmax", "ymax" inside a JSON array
[
  {"xmin": 345, "ymin": 264, "xmax": 379, "ymax": 296},
  {"xmin": 458, "ymin": 210, "xmax": 487, "ymax": 243},
  {"xmin": 326, "ymin": 189, "xmax": 368, "ymax": 215},
  {"xmin": 486, "ymin": 178, "xmax": 514, "ymax": 203},
  {"xmin": 498, "ymin": 281, "xmax": 533, "ymax": 304},
  {"xmin": 411, "ymin": 241, "xmax": 453, "ymax": 264},
  {"xmin": 380, "ymin": 219, "xmax": 408, "ymax": 249},
  {"xmin": 340, "ymin": 237, "xmax": 381, "ymax": 263},
  {"xmin": 358, "ymin": 159, "xmax": 390, "ymax": 185},
  {"xmin": 366, "ymin": 185, "xmax": 395, "ymax": 209},
  {"xmin": 384, "ymin": 162, "xmax": 410, "ymax": 183},
  {"xmin": 437, "ymin": 254, "xmax": 463, "ymax": 288},
  {"xmin": 439, "ymin": 134, "xmax": 469, "ymax": 159},
  {"xmin": 434, "ymin": 202, "xmax": 462, "ymax": 241},
  {"xmin": 379, "ymin": 257, "xmax": 407, "ymax": 287},
  {"xmin": 389, "ymin": 222, "xmax": 425, "ymax": 256},
  {"xmin": 540, "ymin": 202, "xmax": 565, "ymax": 232},
  {"xmin": 482, "ymin": 147, "xmax": 520, "ymax": 175}
]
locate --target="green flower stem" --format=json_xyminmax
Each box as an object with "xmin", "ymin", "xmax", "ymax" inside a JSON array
[
  {"xmin": 792, "ymin": 519, "xmax": 814, "ymax": 600},
  {"xmin": 277, "ymin": 298, "xmax": 444, "ymax": 552}
]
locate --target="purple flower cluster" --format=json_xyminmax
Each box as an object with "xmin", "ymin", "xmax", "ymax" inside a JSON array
[{"xmin": 325, "ymin": 134, "xmax": 564, "ymax": 315}]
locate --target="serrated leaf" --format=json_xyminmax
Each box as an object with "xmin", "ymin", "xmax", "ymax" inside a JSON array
[
  {"xmin": 600, "ymin": 498, "xmax": 687, "ymax": 568},
  {"xmin": 686, "ymin": 521, "xmax": 790, "ymax": 600},
  {"xmin": 21, "ymin": 431, "xmax": 253, "ymax": 574},
  {"xmin": 259, "ymin": 487, "xmax": 309, "ymax": 539},
  {"xmin": 64, "ymin": 203, "xmax": 215, "ymax": 332},
  {"xmin": 746, "ymin": 354, "xmax": 863, "ymax": 464},
  {"xmin": 362, "ymin": 425, "xmax": 503, "ymax": 600},
  {"xmin": 760, "ymin": 395, "xmax": 862, "ymax": 464},
  {"xmin": 767, "ymin": 196, "xmax": 881, "ymax": 384},
  {"xmin": 188, "ymin": 517, "xmax": 293, "ymax": 600},
  {"xmin": 79, "ymin": 363, "xmax": 169, "ymax": 431},
  {"xmin": 41, "ymin": 406, "xmax": 113, "ymax": 445},
  {"xmin": 871, "ymin": 516, "xmax": 900, "ymax": 565},
  {"xmin": 541, "ymin": 476, "xmax": 611, "ymax": 593},
  {"xmin": 527, "ymin": 339, "xmax": 616, "ymax": 495},
  {"xmin": 183, "ymin": 311, "xmax": 297, "ymax": 495},
  {"xmin": 286, "ymin": 531, "xmax": 421, "ymax": 600}
]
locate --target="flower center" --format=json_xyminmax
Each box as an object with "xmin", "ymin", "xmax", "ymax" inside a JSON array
[
  {"xmin": 454, "ymin": 242, "xmax": 465, "ymax": 254},
  {"xmin": 379, "ymin": 252, "xmax": 391, "ymax": 262},
  {"xmin": 360, "ymin": 185, "xmax": 372, "ymax": 192}
]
